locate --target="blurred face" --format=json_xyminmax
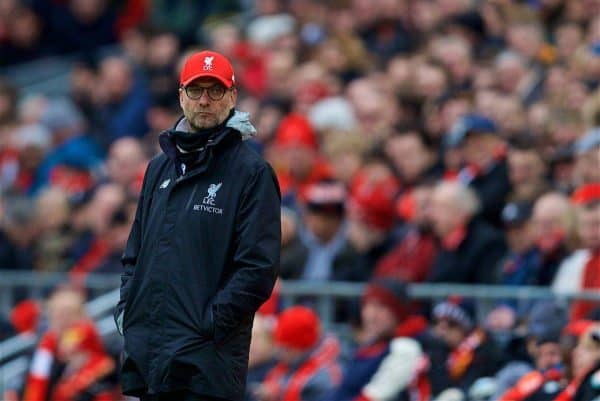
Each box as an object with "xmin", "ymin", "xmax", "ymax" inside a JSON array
[
  {"xmin": 555, "ymin": 23, "xmax": 582, "ymax": 59},
  {"xmin": 330, "ymin": 151, "xmax": 363, "ymax": 185},
  {"xmin": 99, "ymin": 58, "xmax": 132, "ymax": 102},
  {"xmin": 572, "ymin": 331, "xmax": 600, "ymax": 378},
  {"xmin": 496, "ymin": 58, "xmax": 525, "ymax": 93},
  {"xmin": 304, "ymin": 210, "xmax": 342, "ymax": 243},
  {"xmin": 578, "ymin": 204, "xmax": 600, "ymax": 251},
  {"xmin": 506, "ymin": 223, "xmax": 534, "ymax": 253},
  {"xmin": 576, "ymin": 148, "xmax": 600, "ymax": 184},
  {"xmin": 433, "ymin": 318, "xmax": 467, "ymax": 348},
  {"xmin": 107, "ymin": 138, "xmax": 145, "ymax": 188},
  {"xmin": 532, "ymin": 196, "xmax": 569, "ymax": 251},
  {"xmin": 47, "ymin": 290, "xmax": 84, "ymax": 334},
  {"xmin": 508, "ymin": 149, "xmax": 545, "ymax": 186},
  {"xmin": 179, "ymin": 77, "xmax": 236, "ymax": 131},
  {"xmin": 463, "ymin": 134, "xmax": 500, "ymax": 169},
  {"xmin": 386, "ymin": 133, "xmax": 431, "ymax": 184},
  {"xmin": 428, "ymin": 185, "xmax": 464, "ymax": 237},
  {"xmin": 361, "ymin": 300, "xmax": 398, "ymax": 343},
  {"xmin": 536, "ymin": 342, "xmax": 563, "ymax": 370}
]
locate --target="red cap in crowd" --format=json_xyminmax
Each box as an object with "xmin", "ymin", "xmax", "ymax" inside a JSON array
[
  {"xmin": 10, "ymin": 300, "xmax": 40, "ymax": 334},
  {"xmin": 273, "ymin": 306, "xmax": 320, "ymax": 350},
  {"xmin": 180, "ymin": 50, "xmax": 236, "ymax": 88},
  {"xmin": 571, "ymin": 183, "xmax": 600, "ymax": 205},
  {"xmin": 362, "ymin": 279, "xmax": 411, "ymax": 322},
  {"xmin": 274, "ymin": 113, "xmax": 318, "ymax": 150},
  {"xmin": 347, "ymin": 168, "xmax": 400, "ymax": 231}
]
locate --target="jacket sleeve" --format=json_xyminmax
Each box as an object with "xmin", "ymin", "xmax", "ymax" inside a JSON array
[
  {"xmin": 208, "ymin": 163, "xmax": 281, "ymax": 343},
  {"xmin": 361, "ymin": 338, "xmax": 423, "ymax": 401},
  {"xmin": 114, "ymin": 161, "xmax": 152, "ymax": 334}
]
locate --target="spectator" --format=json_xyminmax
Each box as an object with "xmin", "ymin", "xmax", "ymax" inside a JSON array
[
  {"xmin": 497, "ymin": 200, "xmax": 537, "ymax": 281},
  {"xmin": 384, "ymin": 127, "xmax": 443, "ymax": 190},
  {"xmin": 326, "ymin": 278, "xmax": 427, "ymax": 401},
  {"xmin": 95, "ymin": 55, "xmax": 151, "ymax": 144},
  {"xmin": 427, "ymin": 181, "xmax": 507, "ymax": 284},
  {"xmin": 557, "ymin": 324, "xmax": 600, "ymax": 401},
  {"xmin": 531, "ymin": 192, "xmax": 574, "ymax": 286},
  {"xmin": 346, "ymin": 157, "xmax": 401, "ymax": 274},
  {"xmin": 104, "ymin": 136, "xmax": 148, "ymax": 195},
  {"xmin": 33, "ymin": 187, "xmax": 74, "ymax": 272},
  {"xmin": 245, "ymin": 313, "xmax": 277, "ymax": 401},
  {"xmin": 490, "ymin": 300, "xmax": 569, "ymax": 400},
  {"xmin": 282, "ymin": 181, "xmax": 366, "ymax": 282},
  {"xmin": 428, "ymin": 297, "xmax": 504, "ymax": 396},
  {"xmin": 445, "ymin": 113, "xmax": 512, "ymax": 226},
  {"xmin": 553, "ymin": 184, "xmax": 600, "ymax": 320},
  {"xmin": 270, "ymin": 113, "xmax": 332, "ymax": 205},
  {"xmin": 373, "ymin": 183, "xmax": 438, "ymax": 283},
  {"xmin": 497, "ymin": 331, "xmax": 565, "ymax": 401},
  {"xmin": 34, "ymin": 98, "xmax": 103, "ymax": 196},
  {"xmin": 257, "ymin": 306, "xmax": 341, "ymax": 401},
  {"xmin": 22, "ymin": 286, "xmax": 116, "ymax": 401},
  {"xmin": 507, "ymin": 140, "xmax": 550, "ymax": 203}
]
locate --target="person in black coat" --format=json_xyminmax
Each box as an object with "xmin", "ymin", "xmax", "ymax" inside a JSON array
[
  {"xmin": 114, "ymin": 50, "xmax": 281, "ymax": 401},
  {"xmin": 427, "ymin": 297, "xmax": 505, "ymax": 396},
  {"xmin": 445, "ymin": 113, "xmax": 512, "ymax": 227},
  {"xmin": 427, "ymin": 181, "xmax": 507, "ymax": 284}
]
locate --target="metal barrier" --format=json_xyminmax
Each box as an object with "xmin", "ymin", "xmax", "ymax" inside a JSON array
[{"xmin": 2, "ymin": 275, "xmax": 600, "ymax": 395}]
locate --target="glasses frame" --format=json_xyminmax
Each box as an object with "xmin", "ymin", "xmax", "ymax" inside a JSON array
[{"xmin": 181, "ymin": 84, "xmax": 231, "ymax": 101}]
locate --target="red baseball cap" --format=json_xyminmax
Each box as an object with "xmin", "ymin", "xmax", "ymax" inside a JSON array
[{"xmin": 180, "ymin": 50, "xmax": 235, "ymax": 88}]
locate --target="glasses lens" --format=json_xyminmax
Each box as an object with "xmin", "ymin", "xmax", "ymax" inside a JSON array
[
  {"xmin": 208, "ymin": 85, "xmax": 226, "ymax": 100},
  {"xmin": 184, "ymin": 85, "xmax": 227, "ymax": 100}
]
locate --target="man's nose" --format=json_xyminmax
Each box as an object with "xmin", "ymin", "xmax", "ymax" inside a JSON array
[{"xmin": 198, "ymin": 90, "xmax": 211, "ymax": 105}]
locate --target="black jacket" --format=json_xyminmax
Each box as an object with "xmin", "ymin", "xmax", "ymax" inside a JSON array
[
  {"xmin": 115, "ymin": 118, "xmax": 281, "ymax": 400},
  {"xmin": 469, "ymin": 159, "xmax": 511, "ymax": 228},
  {"xmin": 427, "ymin": 218, "xmax": 507, "ymax": 284}
]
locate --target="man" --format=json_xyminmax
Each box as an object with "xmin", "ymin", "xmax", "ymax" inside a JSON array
[
  {"xmin": 257, "ymin": 306, "xmax": 341, "ymax": 401},
  {"xmin": 530, "ymin": 192, "xmax": 573, "ymax": 286},
  {"xmin": 282, "ymin": 180, "xmax": 364, "ymax": 282},
  {"xmin": 428, "ymin": 297, "xmax": 504, "ymax": 396},
  {"xmin": 373, "ymin": 182, "xmax": 438, "ymax": 283},
  {"xmin": 445, "ymin": 113, "xmax": 512, "ymax": 227},
  {"xmin": 325, "ymin": 278, "xmax": 428, "ymax": 401},
  {"xmin": 497, "ymin": 331, "xmax": 566, "ymax": 401},
  {"xmin": 553, "ymin": 183, "xmax": 600, "ymax": 320},
  {"xmin": 114, "ymin": 50, "xmax": 281, "ymax": 401},
  {"xmin": 426, "ymin": 181, "xmax": 506, "ymax": 284}
]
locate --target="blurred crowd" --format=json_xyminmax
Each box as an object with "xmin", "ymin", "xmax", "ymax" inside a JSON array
[{"xmin": 0, "ymin": 0, "xmax": 599, "ymax": 400}]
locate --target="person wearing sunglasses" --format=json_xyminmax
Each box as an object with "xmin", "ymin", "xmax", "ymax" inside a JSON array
[{"xmin": 114, "ymin": 50, "xmax": 281, "ymax": 401}]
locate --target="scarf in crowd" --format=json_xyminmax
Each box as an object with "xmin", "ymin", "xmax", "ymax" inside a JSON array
[{"xmin": 446, "ymin": 328, "xmax": 485, "ymax": 380}]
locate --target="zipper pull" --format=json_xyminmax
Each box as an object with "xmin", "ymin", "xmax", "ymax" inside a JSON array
[{"xmin": 181, "ymin": 163, "xmax": 186, "ymax": 175}]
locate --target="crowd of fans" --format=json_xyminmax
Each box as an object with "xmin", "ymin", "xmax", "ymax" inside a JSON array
[{"xmin": 0, "ymin": 0, "xmax": 599, "ymax": 400}]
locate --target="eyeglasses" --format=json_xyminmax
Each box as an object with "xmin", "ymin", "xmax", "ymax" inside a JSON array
[{"xmin": 182, "ymin": 84, "xmax": 230, "ymax": 101}]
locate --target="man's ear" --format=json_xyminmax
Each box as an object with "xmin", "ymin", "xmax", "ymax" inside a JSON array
[{"xmin": 178, "ymin": 88, "xmax": 185, "ymax": 107}]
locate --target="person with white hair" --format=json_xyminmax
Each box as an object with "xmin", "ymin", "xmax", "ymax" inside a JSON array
[{"xmin": 426, "ymin": 181, "xmax": 507, "ymax": 284}]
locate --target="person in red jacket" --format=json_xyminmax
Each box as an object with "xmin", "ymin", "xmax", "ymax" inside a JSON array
[{"xmin": 257, "ymin": 306, "xmax": 341, "ymax": 401}]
